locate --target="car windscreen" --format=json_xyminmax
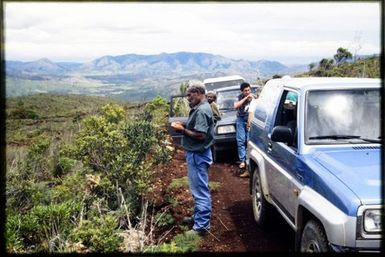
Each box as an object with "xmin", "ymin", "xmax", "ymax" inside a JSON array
[
  {"xmin": 204, "ymin": 79, "xmax": 244, "ymax": 91},
  {"xmin": 305, "ymin": 88, "xmax": 380, "ymax": 144},
  {"xmin": 217, "ymin": 87, "xmax": 258, "ymax": 110}
]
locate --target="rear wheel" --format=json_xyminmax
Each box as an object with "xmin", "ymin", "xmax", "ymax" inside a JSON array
[
  {"xmin": 300, "ymin": 219, "xmax": 329, "ymax": 252},
  {"xmin": 251, "ymin": 168, "xmax": 271, "ymax": 226}
]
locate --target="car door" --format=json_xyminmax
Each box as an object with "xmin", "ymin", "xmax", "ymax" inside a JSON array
[
  {"xmin": 264, "ymin": 90, "xmax": 302, "ymax": 223},
  {"xmin": 167, "ymin": 95, "xmax": 190, "ymax": 145}
]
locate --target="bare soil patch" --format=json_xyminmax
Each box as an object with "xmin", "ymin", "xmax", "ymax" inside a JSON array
[{"xmin": 147, "ymin": 146, "xmax": 295, "ymax": 252}]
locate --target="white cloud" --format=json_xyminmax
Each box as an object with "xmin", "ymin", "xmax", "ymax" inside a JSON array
[{"xmin": 4, "ymin": 1, "xmax": 381, "ymax": 64}]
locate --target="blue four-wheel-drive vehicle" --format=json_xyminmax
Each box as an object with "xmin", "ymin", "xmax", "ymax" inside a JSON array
[{"xmin": 247, "ymin": 77, "xmax": 382, "ymax": 252}]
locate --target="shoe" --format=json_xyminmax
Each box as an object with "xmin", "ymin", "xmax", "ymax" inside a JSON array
[
  {"xmin": 185, "ymin": 228, "xmax": 208, "ymax": 236},
  {"xmin": 239, "ymin": 162, "xmax": 246, "ymax": 169},
  {"xmin": 182, "ymin": 216, "xmax": 194, "ymax": 226},
  {"xmin": 239, "ymin": 171, "xmax": 250, "ymax": 178}
]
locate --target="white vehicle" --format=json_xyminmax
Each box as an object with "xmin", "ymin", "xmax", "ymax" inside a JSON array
[{"xmin": 203, "ymin": 75, "xmax": 245, "ymax": 91}]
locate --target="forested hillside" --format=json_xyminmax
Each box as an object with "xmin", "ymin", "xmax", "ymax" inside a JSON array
[{"xmin": 299, "ymin": 48, "xmax": 380, "ymax": 78}]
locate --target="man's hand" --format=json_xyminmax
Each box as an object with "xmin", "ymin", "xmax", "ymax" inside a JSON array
[{"xmin": 171, "ymin": 121, "xmax": 184, "ymax": 131}]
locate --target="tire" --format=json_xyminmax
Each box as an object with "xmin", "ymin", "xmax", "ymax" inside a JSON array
[
  {"xmin": 251, "ymin": 168, "xmax": 271, "ymax": 227},
  {"xmin": 300, "ymin": 219, "xmax": 329, "ymax": 252}
]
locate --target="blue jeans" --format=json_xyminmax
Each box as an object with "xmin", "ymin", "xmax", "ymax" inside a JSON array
[
  {"xmin": 186, "ymin": 148, "xmax": 213, "ymax": 231},
  {"xmin": 236, "ymin": 116, "xmax": 249, "ymax": 162}
]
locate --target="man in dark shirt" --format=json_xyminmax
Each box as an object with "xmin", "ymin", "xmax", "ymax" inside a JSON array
[
  {"xmin": 206, "ymin": 90, "xmax": 221, "ymax": 122},
  {"xmin": 171, "ymin": 81, "xmax": 214, "ymax": 235},
  {"xmin": 234, "ymin": 82, "xmax": 256, "ymax": 177}
]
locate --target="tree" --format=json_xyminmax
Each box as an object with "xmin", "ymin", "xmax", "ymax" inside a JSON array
[
  {"xmin": 334, "ymin": 47, "xmax": 353, "ymax": 64},
  {"xmin": 308, "ymin": 63, "xmax": 316, "ymax": 71},
  {"xmin": 319, "ymin": 58, "xmax": 334, "ymax": 70},
  {"xmin": 179, "ymin": 81, "xmax": 189, "ymax": 95}
]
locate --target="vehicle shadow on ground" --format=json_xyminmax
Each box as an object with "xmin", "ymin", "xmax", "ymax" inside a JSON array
[
  {"xmin": 214, "ymin": 149, "xmax": 238, "ymax": 164},
  {"xmin": 227, "ymin": 199, "xmax": 295, "ymax": 252}
]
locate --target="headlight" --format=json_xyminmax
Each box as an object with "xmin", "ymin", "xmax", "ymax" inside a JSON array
[
  {"xmin": 363, "ymin": 209, "xmax": 382, "ymax": 233},
  {"xmin": 217, "ymin": 125, "xmax": 236, "ymax": 134}
]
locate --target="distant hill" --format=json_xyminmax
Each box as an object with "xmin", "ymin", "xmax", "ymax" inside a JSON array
[
  {"xmin": 4, "ymin": 52, "xmax": 306, "ymax": 100},
  {"xmin": 7, "ymin": 52, "xmax": 296, "ymax": 77}
]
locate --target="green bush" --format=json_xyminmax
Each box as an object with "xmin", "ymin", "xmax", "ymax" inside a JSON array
[
  {"xmin": 155, "ymin": 212, "xmax": 175, "ymax": 227},
  {"xmin": 70, "ymin": 215, "xmax": 122, "ymax": 253},
  {"xmin": 28, "ymin": 201, "xmax": 80, "ymax": 251},
  {"xmin": 144, "ymin": 232, "xmax": 201, "ymax": 253},
  {"xmin": 144, "ymin": 96, "xmax": 169, "ymax": 127},
  {"xmin": 9, "ymin": 102, "xmax": 40, "ymax": 119},
  {"xmin": 6, "ymin": 214, "xmax": 25, "ymax": 253},
  {"xmin": 51, "ymin": 170, "xmax": 87, "ymax": 204},
  {"xmin": 6, "ymin": 180, "xmax": 52, "ymax": 214},
  {"xmin": 6, "ymin": 201, "xmax": 81, "ymax": 252},
  {"xmin": 53, "ymin": 157, "xmax": 75, "ymax": 177}
]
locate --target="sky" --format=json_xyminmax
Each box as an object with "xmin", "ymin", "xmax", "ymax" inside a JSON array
[{"xmin": 4, "ymin": 1, "xmax": 381, "ymax": 65}]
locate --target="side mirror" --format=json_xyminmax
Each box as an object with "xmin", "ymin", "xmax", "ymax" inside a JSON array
[{"xmin": 271, "ymin": 126, "xmax": 293, "ymax": 144}]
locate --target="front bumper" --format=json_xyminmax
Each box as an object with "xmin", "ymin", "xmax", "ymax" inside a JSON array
[
  {"xmin": 330, "ymin": 240, "xmax": 382, "ymax": 252},
  {"xmin": 214, "ymin": 133, "xmax": 237, "ymax": 151}
]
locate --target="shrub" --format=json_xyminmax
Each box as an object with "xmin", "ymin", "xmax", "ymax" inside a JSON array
[
  {"xmin": 144, "ymin": 96, "xmax": 169, "ymax": 128},
  {"xmin": 8, "ymin": 101, "xmax": 40, "ymax": 120},
  {"xmin": 70, "ymin": 215, "xmax": 122, "ymax": 253},
  {"xmin": 6, "ymin": 201, "xmax": 81, "ymax": 252},
  {"xmin": 51, "ymin": 170, "xmax": 87, "ymax": 204},
  {"xmin": 53, "ymin": 157, "xmax": 75, "ymax": 177},
  {"xmin": 6, "ymin": 180, "xmax": 52, "ymax": 214},
  {"xmin": 28, "ymin": 201, "xmax": 81, "ymax": 251},
  {"xmin": 6, "ymin": 214, "xmax": 25, "ymax": 253},
  {"xmin": 144, "ymin": 232, "xmax": 201, "ymax": 253},
  {"xmin": 155, "ymin": 212, "xmax": 175, "ymax": 228}
]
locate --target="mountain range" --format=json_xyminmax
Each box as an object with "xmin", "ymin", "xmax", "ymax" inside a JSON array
[{"xmin": 6, "ymin": 52, "xmax": 308, "ymax": 101}]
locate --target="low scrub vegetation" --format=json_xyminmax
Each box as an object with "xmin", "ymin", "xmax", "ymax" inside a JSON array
[{"xmin": 5, "ymin": 94, "xmax": 183, "ymax": 253}]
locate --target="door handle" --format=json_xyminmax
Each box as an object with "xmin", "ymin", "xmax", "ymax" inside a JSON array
[{"xmin": 267, "ymin": 142, "xmax": 273, "ymax": 152}]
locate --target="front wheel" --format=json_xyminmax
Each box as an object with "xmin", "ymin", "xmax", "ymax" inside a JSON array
[
  {"xmin": 300, "ymin": 219, "xmax": 329, "ymax": 252},
  {"xmin": 251, "ymin": 168, "xmax": 271, "ymax": 227}
]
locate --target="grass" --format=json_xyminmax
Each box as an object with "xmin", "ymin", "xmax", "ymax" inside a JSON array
[{"xmin": 168, "ymin": 176, "xmax": 221, "ymax": 191}]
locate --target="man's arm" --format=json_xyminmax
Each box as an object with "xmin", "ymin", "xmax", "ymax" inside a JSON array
[
  {"xmin": 234, "ymin": 94, "xmax": 255, "ymax": 109},
  {"xmin": 182, "ymin": 128, "xmax": 206, "ymax": 141},
  {"xmin": 171, "ymin": 121, "xmax": 206, "ymax": 141},
  {"xmin": 247, "ymin": 112, "xmax": 253, "ymax": 130}
]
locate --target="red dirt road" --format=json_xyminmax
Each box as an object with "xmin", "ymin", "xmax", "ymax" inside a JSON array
[
  {"xmin": 199, "ymin": 161, "xmax": 295, "ymax": 252},
  {"xmin": 151, "ymin": 147, "xmax": 296, "ymax": 252}
]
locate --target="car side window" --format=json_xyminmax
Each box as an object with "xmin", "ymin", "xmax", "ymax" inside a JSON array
[{"xmin": 274, "ymin": 90, "xmax": 298, "ymax": 148}]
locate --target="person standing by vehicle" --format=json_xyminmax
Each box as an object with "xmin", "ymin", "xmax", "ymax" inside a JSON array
[
  {"xmin": 241, "ymin": 92, "xmax": 260, "ymax": 178},
  {"xmin": 234, "ymin": 82, "xmax": 256, "ymax": 172},
  {"xmin": 206, "ymin": 90, "xmax": 221, "ymax": 123},
  {"xmin": 170, "ymin": 81, "xmax": 214, "ymax": 235}
]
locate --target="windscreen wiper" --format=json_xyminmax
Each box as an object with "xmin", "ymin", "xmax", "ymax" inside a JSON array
[
  {"xmin": 309, "ymin": 135, "xmax": 361, "ymax": 140},
  {"xmin": 309, "ymin": 135, "xmax": 381, "ymax": 143}
]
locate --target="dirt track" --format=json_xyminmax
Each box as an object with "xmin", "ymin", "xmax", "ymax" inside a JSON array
[
  {"xmin": 200, "ymin": 161, "xmax": 295, "ymax": 252},
  {"xmin": 150, "ymin": 147, "xmax": 296, "ymax": 252}
]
